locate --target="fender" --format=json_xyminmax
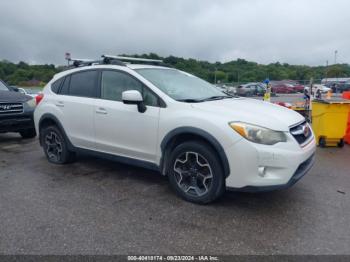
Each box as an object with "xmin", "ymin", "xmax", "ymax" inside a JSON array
[
  {"xmin": 38, "ymin": 113, "xmax": 75, "ymax": 151},
  {"xmin": 160, "ymin": 127, "xmax": 230, "ymax": 178}
]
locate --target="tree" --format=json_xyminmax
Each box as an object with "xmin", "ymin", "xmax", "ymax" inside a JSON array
[{"xmin": 1, "ymin": 55, "xmax": 350, "ymax": 86}]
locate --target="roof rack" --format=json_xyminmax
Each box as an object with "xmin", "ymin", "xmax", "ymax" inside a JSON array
[
  {"xmin": 66, "ymin": 58, "xmax": 101, "ymax": 67},
  {"xmin": 102, "ymin": 55, "xmax": 163, "ymax": 64},
  {"xmin": 65, "ymin": 54, "xmax": 165, "ymax": 68}
]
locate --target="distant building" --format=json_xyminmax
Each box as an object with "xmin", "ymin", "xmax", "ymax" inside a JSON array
[{"xmin": 321, "ymin": 78, "xmax": 350, "ymax": 85}]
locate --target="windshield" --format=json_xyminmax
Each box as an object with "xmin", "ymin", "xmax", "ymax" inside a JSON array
[
  {"xmin": 0, "ymin": 81, "xmax": 9, "ymax": 91},
  {"xmin": 136, "ymin": 68, "xmax": 229, "ymax": 101}
]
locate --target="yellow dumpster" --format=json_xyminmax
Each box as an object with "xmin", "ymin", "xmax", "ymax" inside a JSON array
[{"xmin": 312, "ymin": 99, "xmax": 350, "ymax": 147}]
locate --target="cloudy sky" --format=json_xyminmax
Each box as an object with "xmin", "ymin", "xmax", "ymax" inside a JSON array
[{"xmin": 0, "ymin": 0, "xmax": 349, "ymax": 65}]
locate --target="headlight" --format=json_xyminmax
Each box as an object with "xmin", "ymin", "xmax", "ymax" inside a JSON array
[
  {"xmin": 26, "ymin": 98, "xmax": 36, "ymax": 108},
  {"xmin": 229, "ymin": 122, "xmax": 287, "ymax": 145}
]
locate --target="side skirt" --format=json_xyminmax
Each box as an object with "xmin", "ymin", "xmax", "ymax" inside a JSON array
[{"xmin": 75, "ymin": 147, "xmax": 161, "ymax": 172}]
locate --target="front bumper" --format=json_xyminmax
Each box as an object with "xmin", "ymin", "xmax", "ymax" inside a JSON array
[
  {"xmin": 228, "ymin": 153, "xmax": 315, "ymax": 192},
  {"xmin": 0, "ymin": 107, "xmax": 35, "ymax": 133},
  {"xmin": 224, "ymin": 131, "xmax": 316, "ymax": 190}
]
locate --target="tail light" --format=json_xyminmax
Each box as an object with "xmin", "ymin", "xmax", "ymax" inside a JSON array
[{"xmin": 36, "ymin": 93, "xmax": 44, "ymax": 105}]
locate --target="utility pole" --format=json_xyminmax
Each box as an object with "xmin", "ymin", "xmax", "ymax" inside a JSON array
[
  {"xmin": 334, "ymin": 50, "xmax": 338, "ymax": 64},
  {"xmin": 214, "ymin": 68, "xmax": 217, "ymax": 84},
  {"xmin": 325, "ymin": 60, "xmax": 328, "ymax": 83},
  {"xmin": 65, "ymin": 52, "xmax": 71, "ymax": 67}
]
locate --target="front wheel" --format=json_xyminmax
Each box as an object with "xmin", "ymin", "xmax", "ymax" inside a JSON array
[{"xmin": 167, "ymin": 141, "xmax": 225, "ymax": 204}]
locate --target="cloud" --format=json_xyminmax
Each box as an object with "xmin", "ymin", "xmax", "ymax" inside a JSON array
[{"xmin": 0, "ymin": 0, "xmax": 349, "ymax": 65}]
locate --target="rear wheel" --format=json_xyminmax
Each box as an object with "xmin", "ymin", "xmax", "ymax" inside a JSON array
[
  {"xmin": 41, "ymin": 125, "xmax": 75, "ymax": 164},
  {"xmin": 20, "ymin": 128, "xmax": 36, "ymax": 139},
  {"xmin": 167, "ymin": 141, "xmax": 225, "ymax": 204}
]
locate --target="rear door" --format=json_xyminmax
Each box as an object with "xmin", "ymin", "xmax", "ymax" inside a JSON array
[
  {"xmin": 94, "ymin": 69, "xmax": 161, "ymax": 163},
  {"xmin": 54, "ymin": 70, "xmax": 98, "ymax": 149}
]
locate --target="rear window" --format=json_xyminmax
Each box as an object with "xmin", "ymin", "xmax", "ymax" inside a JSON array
[
  {"xmin": 60, "ymin": 76, "xmax": 71, "ymax": 95},
  {"xmin": 69, "ymin": 70, "xmax": 98, "ymax": 98},
  {"xmin": 51, "ymin": 78, "xmax": 64, "ymax": 94}
]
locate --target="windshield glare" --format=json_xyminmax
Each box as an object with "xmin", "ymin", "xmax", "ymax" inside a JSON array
[
  {"xmin": 136, "ymin": 68, "xmax": 227, "ymax": 101},
  {"xmin": 0, "ymin": 81, "xmax": 9, "ymax": 91}
]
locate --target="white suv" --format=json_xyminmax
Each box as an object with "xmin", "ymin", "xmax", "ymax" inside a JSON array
[{"xmin": 34, "ymin": 57, "xmax": 316, "ymax": 204}]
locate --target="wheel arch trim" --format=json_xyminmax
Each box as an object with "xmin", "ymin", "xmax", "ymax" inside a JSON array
[
  {"xmin": 160, "ymin": 127, "xmax": 230, "ymax": 178},
  {"xmin": 38, "ymin": 113, "xmax": 75, "ymax": 151}
]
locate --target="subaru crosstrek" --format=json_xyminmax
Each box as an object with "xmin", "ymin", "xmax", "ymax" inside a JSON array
[{"xmin": 34, "ymin": 59, "xmax": 316, "ymax": 203}]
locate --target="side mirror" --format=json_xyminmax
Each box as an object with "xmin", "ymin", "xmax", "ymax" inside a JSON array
[
  {"xmin": 122, "ymin": 90, "xmax": 146, "ymax": 113},
  {"xmin": 12, "ymin": 87, "xmax": 19, "ymax": 92}
]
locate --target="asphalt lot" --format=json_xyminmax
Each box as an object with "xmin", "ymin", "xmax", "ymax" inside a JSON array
[{"xmin": 0, "ymin": 132, "xmax": 350, "ymax": 255}]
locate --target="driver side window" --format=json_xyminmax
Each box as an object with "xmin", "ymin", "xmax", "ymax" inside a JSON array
[{"xmin": 101, "ymin": 70, "xmax": 159, "ymax": 107}]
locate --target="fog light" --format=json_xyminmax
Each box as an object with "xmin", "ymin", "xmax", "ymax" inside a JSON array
[{"xmin": 258, "ymin": 166, "xmax": 266, "ymax": 177}]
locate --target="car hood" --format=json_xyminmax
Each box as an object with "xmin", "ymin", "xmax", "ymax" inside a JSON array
[
  {"xmin": 0, "ymin": 90, "xmax": 32, "ymax": 103},
  {"xmin": 192, "ymin": 98, "xmax": 304, "ymax": 131}
]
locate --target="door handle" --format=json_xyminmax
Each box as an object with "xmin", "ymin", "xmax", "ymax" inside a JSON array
[
  {"xmin": 55, "ymin": 101, "xmax": 64, "ymax": 107},
  {"xmin": 96, "ymin": 107, "xmax": 107, "ymax": 115}
]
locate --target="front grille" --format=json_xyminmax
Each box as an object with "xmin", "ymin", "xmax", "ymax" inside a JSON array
[
  {"xmin": 290, "ymin": 121, "xmax": 313, "ymax": 146},
  {"xmin": 0, "ymin": 103, "xmax": 23, "ymax": 114}
]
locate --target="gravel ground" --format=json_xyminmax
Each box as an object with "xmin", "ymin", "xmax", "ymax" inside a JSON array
[{"xmin": 0, "ymin": 131, "xmax": 349, "ymax": 255}]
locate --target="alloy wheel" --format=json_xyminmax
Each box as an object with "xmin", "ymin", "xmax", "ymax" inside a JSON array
[
  {"xmin": 44, "ymin": 131, "xmax": 63, "ymax": 162},
  {"xmin": 173, "ymin": 151, "xmax": 213, "ymax": 197}
]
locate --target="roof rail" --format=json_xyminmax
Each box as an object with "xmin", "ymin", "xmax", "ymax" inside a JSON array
[
  {"xmin": 102, "ymin": 55, "xmax": 163, "ymax": 64},
  {"xmin": 65, "ymin": 54, "xmax": 165, "ymax": 68},
  {"xmin": 67, "ymin": 58, "xmax": 101, "ymax": 67}
]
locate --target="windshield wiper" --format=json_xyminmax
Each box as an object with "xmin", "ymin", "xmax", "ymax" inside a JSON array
[
  {"xmin": 177, "ymin": 98, "xmax": 202, "ymax": 103},
  {"xmin": 177, "ymin": 95, "xmax": 234, "ymax": 103},
  {"xmin": 198, "ymin": 95, "xmax": 233, "ymax": 102}
]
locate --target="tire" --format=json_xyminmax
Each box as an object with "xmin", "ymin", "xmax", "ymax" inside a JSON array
[
  {"xmin": 40, "ymin": 125, "xmax": 76, "ymax": 164},
  {"xmin": 338, "ymin": 139, "xmax": 345, "ymax": 148},
  {"xmin": 167, "ymin": 141, "xmax": 225, "ymax": 204},
  {"xmin": 319, "ymin": 137, "xmax": 327, "ymax": 148},
  {"xmin": 20, "ymin": 128, "xmax": 36, "ymax": 139}
]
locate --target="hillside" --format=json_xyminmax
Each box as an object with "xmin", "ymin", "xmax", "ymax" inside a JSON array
[{"xmin": 1, "ymin": 54, "xmax": 349, "ymax": 86}]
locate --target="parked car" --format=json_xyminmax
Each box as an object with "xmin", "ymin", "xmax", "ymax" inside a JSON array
[
  {"xmin": 0, "ymin": 80, "xmax": 37, "ymax": 138},
  {"xmin": 215, "ymin": 85, "xmax": 228, "ymax": 93},
  {"xmin": 335, "ymin": 83, "xmax": 350, "ymax": 93},
  {"xmin": 291, "ymin": 84, "xmax": 305, "ymax": 93},
  {"xmin": 34, "ymin": 56, "xmax": 316, "ymax": 204},
  {"xmin": 16, "ymin": 87, "xmax": 41, "ymax": 98},
  {"xmin": 271, "ymin": 84, "xmax": 295, "ymax": 94},
  {"xmin": 304, "ymin": 84, "xmax": 331, "ymax": 94},
  {"xmin": 226, "ymin": 86, "xmax": 237, "ymax": 95},
  {"xmin": 236, "ymin": 83, "xmax": 266, "ymax": 96}
]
